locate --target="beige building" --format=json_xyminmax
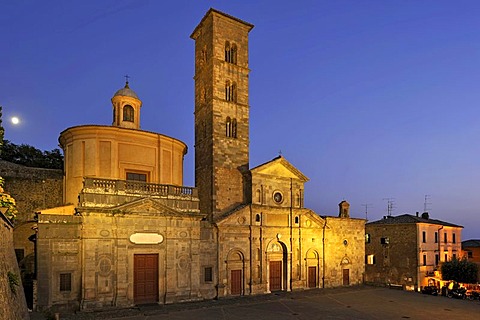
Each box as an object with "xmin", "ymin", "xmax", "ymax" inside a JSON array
[
  {"xmin": 35, "ymin": 9, "xmax": 365, "ymax": 312},
  {"xmin": 365, "ymin": 212, "xmax": 463, "ymax": 291}
]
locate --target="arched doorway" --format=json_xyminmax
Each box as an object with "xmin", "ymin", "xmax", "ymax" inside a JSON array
[
  {"xmin": 226, "ymin": 250, "xmax": 245, "ymax": 295},
  {"xmin": 267, "ymin": 241, "xmax": 288, "ymax": 292},
  {"xmin": 306, "ymin": 249, "xmax": 319, "ymax": 288}
]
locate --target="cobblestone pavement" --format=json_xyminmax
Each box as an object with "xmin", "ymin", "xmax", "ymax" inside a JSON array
[{"xmin": 31, "ymin": 286, "xmax": 480, "ymax": 320}]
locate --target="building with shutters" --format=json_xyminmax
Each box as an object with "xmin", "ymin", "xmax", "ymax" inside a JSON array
[{"xmin": 34, "ymin": 9, "xmax": 365, "ymax": 312}]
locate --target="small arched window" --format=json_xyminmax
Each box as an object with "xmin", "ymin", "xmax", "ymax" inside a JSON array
[
  {"xmin": 231, "ymin": 82, "xmax": 237, "ymax": 102},
  {"xmin": 255, "ymin": 189, "xmax": 261, "ymax": 203},
  {"xmin": 226, "ymin": 117, "xmax": 231, "ymax": 137},
  {"xmin": 294, "ymin": 216, "xmax": 299, "ymax": 224},
  {"xmin": 123, "ymin": 105, "xmax": 134, "ymax": 122},
  {"xmin": 255, "ymin": 214, "xmax": 261, "ymax": 222},
  {"xmin": 225, "ymin": 80, "xmax": 231, "ymax": 101},
  {"xmin": 231, "ymin": 44, "xmax": 237, "ymax": 64},
  {"xmin": 232, "ymin": 119, "xmax": 237, "ymax": 138},
  {"xmin": 225, "ymin": 41, "xmax": 231, "ymax": 62}
]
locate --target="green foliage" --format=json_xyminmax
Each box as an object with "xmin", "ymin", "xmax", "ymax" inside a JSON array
[
  {"xmin": 0, "ymin": 140, "xmax": 63, "ymax": 170},
  {"xmin": 0, "ymin": 177, "xmax": 18, "ymax": 221},
  {"xmin": 7, "ymin": 271, "xmax": 19, "ymax": 294},
  {"xmin": 441, "ymin": 257, "xmax": 479, "ymax": 283}
]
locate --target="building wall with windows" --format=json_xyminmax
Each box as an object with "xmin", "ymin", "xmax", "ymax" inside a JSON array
[{"xmin": 365, "ymin": 213, "xmax": 463, "ymax": 291}]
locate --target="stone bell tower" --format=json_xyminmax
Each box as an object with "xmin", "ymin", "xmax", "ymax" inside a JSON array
[
  {"xmin": 191, "ymin": 9, "xmax": 254, "ymax": 221},
  {"xmin": 111, "ymin": 79, "xmax": 142, "ymax": 130}
]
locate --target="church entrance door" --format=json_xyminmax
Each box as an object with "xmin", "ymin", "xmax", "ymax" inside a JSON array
[
  {"xmin": 231, "ymin": 269, "xmax": 242, "ymax": 295},
  {"xmin": 308, "ymin": 266, "xmax": 317, "ymax": 288},
  {"xmin": 269, "ymin": 261, "xmax": 282, "ymax": 291},
  {"xmin": 134, "ymin": 254, "xmax": 159, "ymax": 304},
  {"xmin": 343, "ymin": 269, "xmax": 350, "ymax": 286}
]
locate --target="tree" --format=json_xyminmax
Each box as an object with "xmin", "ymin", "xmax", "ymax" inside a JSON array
[
  {"xmin": 441, "ymin": 257, "xmax": 478, "ymax": 283},
  {"xmin": 0, "ymin": 140, "xmax": 63, "ymax": 170}
]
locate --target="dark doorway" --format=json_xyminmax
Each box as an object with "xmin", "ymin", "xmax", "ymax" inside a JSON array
[
  {"xmin": 231, "ymin": 269, "xmax": 242, "ymax": 295},
  {"xmin": 308, "ymin": 266, "xmax": 317, "ymax": 288},
  {"xmin": 343, "ymin": 269, "xmax": 350, "ymax": 286},
  {"xmin": 134, "ymin": 254, "xmax": 159, "ymax": 304},
  {"xmin": 269, "ymin": 261, "xmax": 282, "ymax": 291}
]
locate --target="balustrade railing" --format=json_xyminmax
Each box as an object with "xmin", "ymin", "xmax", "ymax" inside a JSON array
[{"xmin": 84, "ymin": 178, "xmax": 198, "ymax": 198}]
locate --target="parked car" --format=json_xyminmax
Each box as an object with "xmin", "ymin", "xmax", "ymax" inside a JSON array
[{"xmin": 421, "ymin": 286, "xmax": 438, "ymax": 295}]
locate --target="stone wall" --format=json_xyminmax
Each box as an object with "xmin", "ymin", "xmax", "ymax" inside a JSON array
[
  {"xmin": 0, "ymin": 211, "xmax": 29, "ymax": 319},
  {"xmin": 324, "ymin": 217, "xmax": 366, "ymax": 288},
  {"xmin": 365, "ymin": 223, "xmax": 418, "ymax": 287},
  {"xmin": 0, "ymin": 160, "xmax": 63, "ymax": 222}
]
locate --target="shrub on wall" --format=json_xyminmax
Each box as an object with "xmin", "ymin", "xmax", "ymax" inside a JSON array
[{"xmin": 0, "ymin": 177, "xmax": 18, "ymax": 221}]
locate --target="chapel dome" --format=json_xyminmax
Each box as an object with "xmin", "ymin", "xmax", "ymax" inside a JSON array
[{"xmin": 113, "ymin": 81, "xmax": 139, "ymax": 99}]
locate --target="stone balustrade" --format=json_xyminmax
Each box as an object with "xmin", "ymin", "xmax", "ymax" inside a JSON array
[{"xmin": 79, "ymin": 178, "xmax": 199, "ymax": 212}]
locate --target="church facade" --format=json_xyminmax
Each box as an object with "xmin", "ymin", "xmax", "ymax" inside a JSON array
[{"xmin": 35, "ymin": 9, "xmax": 365, "ymax": 311}]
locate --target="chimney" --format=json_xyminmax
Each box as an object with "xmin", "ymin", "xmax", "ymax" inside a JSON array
[
  {"xmin": 416, "ymin": 212, "xmax": 419, "ymax": 217},
  {"xmin": 421, "ymin": 212, "xmax": 429, "ymax": 219}
]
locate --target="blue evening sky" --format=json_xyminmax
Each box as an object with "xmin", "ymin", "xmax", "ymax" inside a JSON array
[{"xmin": 2, "ymin": 1, "xmax": 480, "ymax": 239}]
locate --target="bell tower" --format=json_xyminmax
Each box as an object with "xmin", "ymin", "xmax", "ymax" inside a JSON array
[
  {"xmin": 191, "ymin": 9, "xmax": 254, "ymax": 221},
  {"xmin": 111, "ymin": 79, "xmax": 142, "ymax": 130}
]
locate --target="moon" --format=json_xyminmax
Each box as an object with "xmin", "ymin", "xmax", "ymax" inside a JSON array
[{"xmin": 11, "ymin": 117, "xmax": 20, "ymax": 125}]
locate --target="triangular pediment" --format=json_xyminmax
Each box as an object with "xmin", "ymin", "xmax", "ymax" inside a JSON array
[
  {"xmin": 109, "ymin": 197, "xmax": 182, "ymax": 216},
  {"xmin": 303, "ymin": 209, "xmax": 329, "ymax": 228},
  {"xmin": 250, "ymin": 156, "xmax": 309, "ymax": 182}
]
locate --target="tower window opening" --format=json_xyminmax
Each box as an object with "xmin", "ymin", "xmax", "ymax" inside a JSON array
[
  {"xmin": 255, "ymin": 214, "xmax": 261, "ymax": 222},
  {"xmin": 225, "ymin": 117, "xmax": 237, "ymax": 138},
  {"xmin": 225, "ymin": 81, "xmax": 237, "ymax": 102},
  {"xmin": 226, "ymin": 117, "xmax": 231, "ymax": 137},
  {"xmin": 232, "ymin": 118, "xmax": 237, "ymax": 138},
  {"xmin": 231, "ymin": 82, "xmax": 237, "ymax": 102},
  {"xmin": 225, "ymin": 41, "xmax": 231, "ymax": 62},
  {"xmin": 231, "ymin": 44, "xmax": 237, "ymax": 64},
  {"xmin": 225, "ymin": 80, "xmax": 231, "ymax": 101},
  {"xmin": 225, "ymin": 42, "xmax": 237, "ymax": 64},
  {"xmin": 123, "ymin": 105, "xmax": 134, "ymax": 122}
]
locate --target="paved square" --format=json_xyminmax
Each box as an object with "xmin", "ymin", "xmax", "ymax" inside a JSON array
[{"xmin": 38, "ymin": 286, "xmax": 480, "ymax": 320}]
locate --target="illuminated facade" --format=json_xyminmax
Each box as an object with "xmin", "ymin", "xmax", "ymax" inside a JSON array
[{"xmin": 35, "ymin": 9, "xmax": 365, "ymax": 312}]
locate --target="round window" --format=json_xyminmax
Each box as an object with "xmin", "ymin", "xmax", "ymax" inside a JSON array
[
  {"xmin": 273, "ymin": 191, "xmax": 283, "ymax": 204},
  {"xmin": 343, "ymin": 239, "xmax": 348, "ymax": 246}
]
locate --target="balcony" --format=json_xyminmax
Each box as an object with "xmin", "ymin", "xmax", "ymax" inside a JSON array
[{"xmin": 78, "ymin": 177, "xmax": 199, "ymax": 213}]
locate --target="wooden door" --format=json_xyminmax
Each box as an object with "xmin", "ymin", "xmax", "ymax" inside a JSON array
[
  {"xmin": 269, "ymin": 261, "xmax": 282, "ymax": 291},
  {"xmin": 343, "ymin": 269, "xmax": 350, "ymax": 286},
  {"xmin": 134, "ymin": 254, "xmax": 159, "ymax": 304},
  {"xmin": 308, "ymin": 266, "xmax": 317, "ymax": 288},
  {"xmin": 231, "ymin": 270, "xmax": 242, "ymax": 295}
]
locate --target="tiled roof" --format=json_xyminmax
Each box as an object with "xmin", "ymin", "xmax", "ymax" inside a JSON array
[
  {"xmin": 462, "ymin": 239, "xmax": 480, "ymax": 248},
  {"xmin": 366, "ymin": 214, "xmax": 462, "ymax": 228}
]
